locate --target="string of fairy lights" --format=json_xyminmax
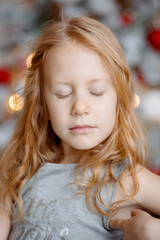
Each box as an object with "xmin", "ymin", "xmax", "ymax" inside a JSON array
[{"xmin": 8, "ymin": 53, "xmax": 33, "ymax": 112}]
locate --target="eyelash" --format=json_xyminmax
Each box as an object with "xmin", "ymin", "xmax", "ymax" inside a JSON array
[
  {"xmin": 56, "ymin": 93, "xmax": 72, "ymax": 99},
  {"xmin": 91, "ymin": 92, "xmax": 104, "ymax": 96},
  {"xmin": 56, "ymin": 91, "xmax": 104, "ymax": 99}
]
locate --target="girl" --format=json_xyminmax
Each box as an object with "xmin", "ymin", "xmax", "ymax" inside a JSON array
[{"xmin": 0, "ymin": 16, "xmax": 160, "ymax": 240}]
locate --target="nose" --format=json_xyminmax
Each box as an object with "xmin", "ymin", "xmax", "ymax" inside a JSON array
[{"xmin": 71, "ymin": 97, "xmax": 90, "ymax": 116}]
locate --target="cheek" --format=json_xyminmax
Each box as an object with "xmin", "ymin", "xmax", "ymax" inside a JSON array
[
  {"xmin": 98, "ymin": 98, "xmax": 117, "ymax": 124},
  {"xmin": 48, "ymin": 104, "xmax": 67, "ymax": 131},
  {"xmin": 50, "ymin": 109, "xmax": 63, "ymax": 124},
  {"xmin": 47, "ymin": 99, "xmax": 63, "ymax": 118},
  {"xmin": 49, "ymin": 112, "xmax": 64, "ymax": 137}
]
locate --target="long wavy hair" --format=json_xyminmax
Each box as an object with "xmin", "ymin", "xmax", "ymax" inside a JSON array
[{"xmin": 0, "ymin": 16, "xmax": 147, "ymax": 218}]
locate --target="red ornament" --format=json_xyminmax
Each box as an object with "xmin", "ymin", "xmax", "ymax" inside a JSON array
[
  {"xmin": 147, "ymin": 28, "xmax": 160, "ymax": 51},
  {"xmin": 119, "ymin": 12, "xmax": 134, "ymax": 27},
  {"xmin": 135, "ymin": 68, "xmax": 146, "ymax": 86},
  {"xmin": 0, "ymin": 68, "xmax": 10, "ymax": 85}
]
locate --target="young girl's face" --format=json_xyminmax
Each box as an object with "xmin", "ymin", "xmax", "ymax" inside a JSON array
[{"xmin": 43, "ymin": 42, "xmax": 117, "ymax": 152}]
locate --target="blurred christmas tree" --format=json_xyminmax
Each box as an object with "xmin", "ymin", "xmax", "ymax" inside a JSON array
[{"xmin": 0, "ymin": 0, "xmax": 160, "ymax": 168}]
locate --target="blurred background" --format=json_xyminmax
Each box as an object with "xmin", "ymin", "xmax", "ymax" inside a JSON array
[{"xmin": 0, "ymin": 0, "xmax": 160, "ymax": 171}]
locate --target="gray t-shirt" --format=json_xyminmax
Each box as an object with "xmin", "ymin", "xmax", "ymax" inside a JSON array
[{"xmin": 9, "ymin": 162, "xmax": 125, "ymax": 240}]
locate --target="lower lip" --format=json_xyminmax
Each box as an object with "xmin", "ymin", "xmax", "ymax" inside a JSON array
[{"xmin": 69, "ymin": 127, "xmax": 95, "ymax": 134}]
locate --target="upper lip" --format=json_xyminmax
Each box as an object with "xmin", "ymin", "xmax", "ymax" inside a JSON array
[{"xmin": 69, "ymin": 125, "xmax": 95, "ymax": 129}]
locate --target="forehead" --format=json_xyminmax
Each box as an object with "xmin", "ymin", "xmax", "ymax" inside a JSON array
[
  {"xmin": 44, "ymin": 42, "xmax": 102, "ymax": 67},
  {"xmin": 42, "ymin": 42, "xmax": 111, "ymax": 86}
]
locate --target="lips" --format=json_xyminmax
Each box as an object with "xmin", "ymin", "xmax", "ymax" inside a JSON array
[{"xmin": 69, "ymin": 125, "xmax": 95, "ymax": 134}]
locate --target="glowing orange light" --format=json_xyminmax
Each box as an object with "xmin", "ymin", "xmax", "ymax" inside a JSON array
[
  {"xmin": 134, "ymin": 94, "xmax": 140, "ymax": 108},
  {"xmin": 8, "ymin": 94, "xmax": 24, "ymax": 111}
]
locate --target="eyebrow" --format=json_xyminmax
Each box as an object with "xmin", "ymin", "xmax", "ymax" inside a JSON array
[
  {"xmin": 88, "ymin": 78, "xmax": 108, "ymax": 83},
  {"xmin": 54, "ymin": 78, "xmax": 108, "ymax": 85}
]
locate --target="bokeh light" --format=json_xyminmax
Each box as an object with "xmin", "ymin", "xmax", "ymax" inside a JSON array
[
  {"xmin": 134, "ymin": 94, "xmax": 140, "ymax": 108},
  {"xmin": 8, "ymin": 94, "xmax": 24, "ymax": 111}
]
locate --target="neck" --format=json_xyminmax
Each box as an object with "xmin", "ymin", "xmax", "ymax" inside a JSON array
[{"xmin": 60, "ymin": 141, "xmax": 83, "ymax": 164}]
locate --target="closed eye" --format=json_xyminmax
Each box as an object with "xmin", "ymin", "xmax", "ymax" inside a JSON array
[
  {"xmin": 56, "ymin": 93, "xmax": 72, "ymax": 99},
  {"xmin": 90, "ymin": 91, "xmax": 104, "ymax": 96}
]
